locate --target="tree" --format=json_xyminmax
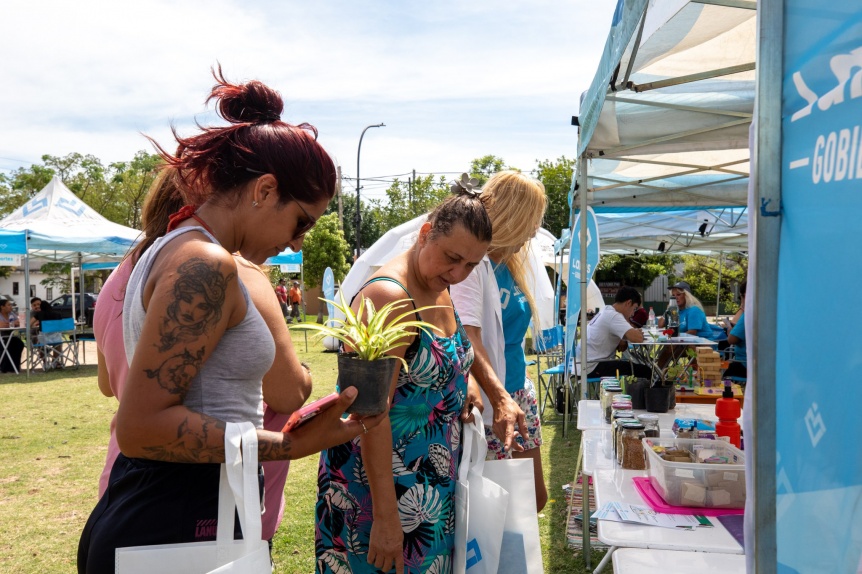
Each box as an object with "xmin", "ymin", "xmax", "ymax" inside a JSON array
[
  {"xmin": 335, "ymin": 193, "xmax": 388, "ymax": 260},
  {"xmin": 375, "ymin": 174, "xmax": 450, "ymax": 231},
  {"xmin": 594, "ymin": 253, "xmax": 679, "ymax": 289},
  {"xmin": 470, "ymin": 155, "xmax": 508, "ymax": 186},
  {"xmin": 39, "ymin": 262, "xmax": 72, "ymax": 293},
  {"xmin": 675, "ymin": 253, "xmax": 748, "ymax": 314},
  {"xmin": 103, "ymin": 151, "xmax": 163, "ymax": 228},
  {"xmin": 0, "ymin": 164, "xmax": 55, "ymax": 217},
  {"xmin": 300, "ymin": 213, "xmax": 351, "ymax": 289},
  {"xmin": 534, "ymin": 156, "xmax": 575, "ymax": 238}
]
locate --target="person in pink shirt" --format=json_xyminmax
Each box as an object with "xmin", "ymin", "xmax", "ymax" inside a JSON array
[{"xmin": 93, "ymin": 169, "xmax": 307, "ymax": 541}]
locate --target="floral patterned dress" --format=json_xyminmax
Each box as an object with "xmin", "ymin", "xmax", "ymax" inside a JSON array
[{"xmin": 315, "ymin": 279, "xmax": 473, "ymax": 574}]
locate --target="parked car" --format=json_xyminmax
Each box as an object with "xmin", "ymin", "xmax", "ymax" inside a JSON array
[{"xmin": 49, "ymin": 293, "xmax": 98, "ymax": 326}]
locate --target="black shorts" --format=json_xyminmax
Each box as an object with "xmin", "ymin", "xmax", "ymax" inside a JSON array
[{"xmin": 77, "ymin": 454, "xmax": 263, "ymax": 574}]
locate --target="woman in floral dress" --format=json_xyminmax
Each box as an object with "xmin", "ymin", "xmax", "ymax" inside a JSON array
[{"xmin": 316, "ymin": 185, "xmax": 493, "ymax": 574}]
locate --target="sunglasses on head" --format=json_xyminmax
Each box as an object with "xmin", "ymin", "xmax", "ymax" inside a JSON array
[{"xmin": 246, "ymin": 168, "xmax": 317, "ymax": 239}]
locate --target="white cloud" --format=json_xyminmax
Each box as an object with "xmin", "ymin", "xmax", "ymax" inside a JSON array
[{"xmin": 0, "ymin": 0, "xmax": 615, "ymax": 181}]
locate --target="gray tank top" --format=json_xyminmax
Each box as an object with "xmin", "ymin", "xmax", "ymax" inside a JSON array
[{"xmin": 123, "ymin": 226, "xmax": 275, "ymax": 427}]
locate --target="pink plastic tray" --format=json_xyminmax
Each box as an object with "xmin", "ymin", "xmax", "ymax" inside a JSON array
[{"xmin": 632, "ymin": 476, "xmax": 744, "ymax": 516}]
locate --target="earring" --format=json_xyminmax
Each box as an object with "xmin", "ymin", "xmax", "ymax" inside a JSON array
[{"xmin": 252, "ymin": 200, "xmax": 259, "ymax": 207}]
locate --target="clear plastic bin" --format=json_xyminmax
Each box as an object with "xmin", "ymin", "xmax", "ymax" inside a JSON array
[{"xmin": 642, "ymin": 437, "xmax": 746, "ymax": 508}]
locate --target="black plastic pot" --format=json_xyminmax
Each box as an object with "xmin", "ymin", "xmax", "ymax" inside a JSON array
[
  {"xmin": 645, "ymin": 385, "xmax": 672, "ymax": 413},
  {"xmin": 626, "ymin": 378, "xmax": 649, "ymax": 410},
  {"xmin": 337, "ymin": 354, "xmax": 400, "ymax": 416}
]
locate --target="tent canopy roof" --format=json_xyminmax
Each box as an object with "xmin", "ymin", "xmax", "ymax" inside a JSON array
[
  {"xmin": 0, "ymin": 176, "xmax": 141, "ymax": 258},
  {"xmin": 573, "ymin": 0, "xmax": 756, "ymax": 252},
  {"xmin": 577, "ymin": 0, "xmax": 755, "ymax": 213}
]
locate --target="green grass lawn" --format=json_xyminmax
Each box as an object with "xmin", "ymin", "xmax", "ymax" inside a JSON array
[{"xmin": 0, "ymin": 333, "xmax": 596, "ymax": 573}]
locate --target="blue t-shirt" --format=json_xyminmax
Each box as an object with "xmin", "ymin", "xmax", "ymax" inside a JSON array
[
  {"xmin": 679, "ymin": 306, "xmax": 712, "ymax": 338},
  {"xmin": 730, "ymin": 312, "xmax": 746, "ymax": 366},
  {"xmin": 494, "ymin": 263, "xmax": 532, "ymax": 394}
]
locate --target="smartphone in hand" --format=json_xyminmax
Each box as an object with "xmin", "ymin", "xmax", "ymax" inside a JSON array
[{"xmin": 282, "ymin": 393, "xmax": 340, "ymax": 433}]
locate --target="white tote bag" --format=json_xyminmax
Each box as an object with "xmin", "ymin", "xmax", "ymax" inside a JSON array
[
  {"xmin": 454, "ymin": 409, "xmax": 509, "ymax": 574},
  {"xmin": 483, "ymin": 458, "xmax": 544, "ymax": 574},
  {"xmin": 115, "ymin": 421, "xmax": 272, "ymax": 574}
]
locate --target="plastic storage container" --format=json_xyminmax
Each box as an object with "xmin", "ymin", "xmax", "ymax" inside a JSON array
[{"xmin": 642, "ymin": 437, "xmax": 746, "ymax": 508}]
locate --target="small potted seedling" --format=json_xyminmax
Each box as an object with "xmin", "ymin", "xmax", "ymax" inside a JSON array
[{"xmin": 290, "ymin": 293, "xmax": 442, "ymax": 415}]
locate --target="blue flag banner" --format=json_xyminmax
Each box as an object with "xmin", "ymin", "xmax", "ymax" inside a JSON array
[
  {"xmin": 266, "ymin": 249, "xmax": 302, "ymax": 265},
  {"xmin": 0, "ymin": 230, "xmax": 27, "ymax": 255},
  {"xmin": 322, "ymin": 267, "xmax": 335, "ymax": 321},
  {"xmin": 564, "ymin": 207, "xmax": 600, "ymax": 373},
  {"xmin": 776, "ymin": 2, "xmax": 862, "ymax": 571}
]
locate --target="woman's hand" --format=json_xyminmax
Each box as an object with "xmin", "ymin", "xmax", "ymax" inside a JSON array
[
  {"xmin": 368, "ymin": 512, "xmax": 404, "ymax": 573},
  {"xmin": 284, "ymin": 388, "xmax": 386, "ymax": 458},
  {"xmin": 460, "ymin": 375, "xmax": 484, "ymax": 423}
]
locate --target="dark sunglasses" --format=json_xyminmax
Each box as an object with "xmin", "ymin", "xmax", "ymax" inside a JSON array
[{"xmin": 246, "ymin": 168, "xmax": 317, "ymax": 239}]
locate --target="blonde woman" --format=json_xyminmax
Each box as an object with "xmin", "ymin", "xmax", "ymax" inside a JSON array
[
  {"xmin": 450, "ymin": 170, "xmax": 549, "ymax": 510},
  {"xmin": 659, "ymin": 281, "xmax": 712, "ymax": 338}
]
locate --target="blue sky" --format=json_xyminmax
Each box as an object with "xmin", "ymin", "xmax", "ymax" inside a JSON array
[{"xmin": 0, "ymin": 1, "xmax": 616, "ymax": 201}]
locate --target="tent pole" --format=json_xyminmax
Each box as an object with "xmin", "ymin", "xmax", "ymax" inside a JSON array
[
  {"xmin": 78, "ymin": 253, "xmax": 85, "ymax": 325},
  {"xmin": 24, "ymin": 238, "xmax": 30, "ymax": 378},
  {"xmin": 715, "ymin": 252, "xmax": 724, "ymax": 317},
  {"xmin": 751, "ymin": 0, "xmax": 782, "ymax": 571},
  {"xmin": 578, "ymin": 161, "xmax": 589, "ymax": 405}
]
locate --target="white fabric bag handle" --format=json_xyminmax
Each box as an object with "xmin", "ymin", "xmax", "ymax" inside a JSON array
[
  {"xmin": 216, "ymin": 422, "xmax": 261, "ymax": 554},
  {"xmin": 458, "ymin": 407, "xmax": 489, "ymax": 484}
]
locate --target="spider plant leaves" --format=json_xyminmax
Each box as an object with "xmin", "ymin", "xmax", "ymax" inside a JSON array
[{"xmin": 290, "ymin": 292, "xmax": 446, "ymax": 370}]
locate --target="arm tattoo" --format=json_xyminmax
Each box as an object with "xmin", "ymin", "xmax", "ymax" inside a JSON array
[
  {"xmin": 258, "ymin": 434, "xmax": 293, "ymax": 461},
  {"xmin": 142, "ymin": 414, "xmax": 227, "ymax": 463},
  {"xmin": 144, "ymin": 347, "xmax": 205, "ymax": 397},
  {"xmin": 158, "ymin": 258, "xmax": 235, "ymax": 352}
]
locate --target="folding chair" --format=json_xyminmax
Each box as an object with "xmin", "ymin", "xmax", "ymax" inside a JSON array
[
  {"xmin": 30, "ymin": 318, "xmax": 79, "ymax": 371},
  {"xmin": 534, "ymin": 325, "xmax": 565, "ymax": 420}
]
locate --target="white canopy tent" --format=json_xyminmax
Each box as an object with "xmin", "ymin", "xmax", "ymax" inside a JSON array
[
  {"xmin": 572, "ymin": 0, "xmax": 757, "ymax": 568},
  {"xmin": 0, "ymin": 176, "xmax": 142, "ymax": 258},
  {"xmin": 573, "ymin": 0, "xmax": 755, "ymax": 259},
  {"xmin": 0, "ymin": 176, "xmax": 141, "ymax": 373}
]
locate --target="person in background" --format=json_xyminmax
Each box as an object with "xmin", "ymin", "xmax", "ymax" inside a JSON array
[
  {"xmin": 449, "ymin": 170, "xmax": 550, "ymax": 511},
  {"xmin": 29, "ymin": 297, "xmax": 43, "ymax": 330},
  {"xmin": 288, "ymin": 279, "xmax": 302, "ymax": 323},
  {"xmin": 559, "ymin": 283, "xmax": 568, "ymax": 326},
  {"xmin": 658, "ymin": 281, "xmax": 712, "ymax": 338},
  {"xmin": 723, "ymin": 280, "xmax": 747, "ymax": 380},
  {"xmin": 316, "ymin": 187, "xmax": 492, "ymax": 574},
  {"xmin": 78, "ymin": 68, "xmax": 381, "ymax": 573},
  {"xmin": 582, "ymin": 286, "xmax": 652, "ymax": 379},
  {"xmin": 629, "ymin": 305, "xmax": 649, "ymax": 329},
  {"xmin": 275, "ymin": 277, "xmax": 289, "ymax": 319},
  {"xmin": 0, "ymin": 299, "xmax": 24, "ymax": 373}
]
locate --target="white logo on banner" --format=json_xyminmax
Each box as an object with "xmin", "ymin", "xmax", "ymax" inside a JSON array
[
  {"xmin": 804, "ymin": 402, "xmax": 827, "ymax": 447},
  {"xmin": 775, "ymin": 452, "xmax": 795, "ymax": 522},
  {"xmin": 788, "ymin": 44, "xmax": 862, "ymax": 179}
]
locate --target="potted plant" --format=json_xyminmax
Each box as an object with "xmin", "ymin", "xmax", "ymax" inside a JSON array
[{"xmin": 290, "ymin": 293, "xmax": 442, "ymax": 415}]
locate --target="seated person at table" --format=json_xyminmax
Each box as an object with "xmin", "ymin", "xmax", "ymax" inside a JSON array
[
  {"xmin": 629, "ymin": 306, "xmax": 648, "ymax": 328},
  {"xmin": 582, "ymin": 286, "xmax": 652, "ymax": 379},
  {"xmin": 0, "ymin": 299, "xmax": 25, "ymax": 373},
  {"xmin": 722, "ymin": 281, "xmax": 747, "ymax": 380},
  {"xmin": 658, "ymin": 281, "xmax": 713, "ymax": 338}
]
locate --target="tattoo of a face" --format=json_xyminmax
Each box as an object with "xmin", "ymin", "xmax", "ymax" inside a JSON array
[
  {"xmin": 142, "ymin": 414, "xmax": 227, "ymax": 463},
  {"xmin": 157, "ymin": 258, "xmax": 234, "ymax": 352},
  {"xmin": 144, "ymin": 347, "xmax": 205, "ymax": 397}
]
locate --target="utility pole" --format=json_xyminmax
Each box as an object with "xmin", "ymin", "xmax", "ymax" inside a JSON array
[
  {"xmin": 336, "ymin": 165, "xmax": 344, "ymax": 230},
  {"xmin": 412, "ymin": 169, "xmax": 416, "ymax": 212}
]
